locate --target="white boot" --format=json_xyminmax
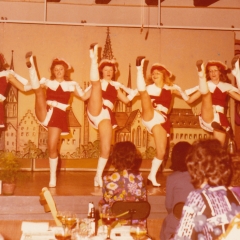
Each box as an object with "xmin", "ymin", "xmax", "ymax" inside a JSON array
[
  {"xmin": 148, "ymin": 157, "xmax": 162, "ymax": 187},
  {"xmin": 90, "ymin": 43, "xmax": 99, "ymax": 81},
  {"xmin": 136, "ymin": 56, "xmax": 146, "ymax": 91},
  {"xmin": 232, "ymin": 57, "xmax": 240, "ymax": 90},
  {"xmin": 49, "ymin": 157, "xmax": 58, "ymax": 188},
  {"xmin": 196, "ymin": 60, "xmax": 208, "ymax": 95},
  {"xmin": 26, "ymin": 52, "xmax": 40, "ymax": 89},
  {"xmin": 94, "ymin": 157, "xmax": 108, "ymax": 187}
]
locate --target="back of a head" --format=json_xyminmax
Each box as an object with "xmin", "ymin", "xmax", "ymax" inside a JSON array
[
  {"xmin": 111, "ymin": 141, "xmax": 142, "ymax": 172},
  {"xmin": 186, "ymin": 139, "xmax": 232, "ymax": 188},
  {"xmin": 170, "ymin": 141, "xmax": 191, "ymax": 172}
]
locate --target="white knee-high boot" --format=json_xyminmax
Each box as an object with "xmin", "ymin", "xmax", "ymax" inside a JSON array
[
  {"xmin": 148, "ymin": 157, "xmax": 163, "ymax": 187},
  {"xmin": 90, "ymin": 44, "xmax": 99, "ymax": 82},
  {"xmin": 196, "ymin": 60, "xmax": 208, "ymax": 95},
  {"xmin": 136, "ymin": 57, "xmax": 146, "ymax": 91},
  {"xmin": 49, "ymin": 157, "xmax": 58, "ymax": 188},
  {"xmin": 94, "ymin": 157, "xmax": 108, "ymax": 187},
  {"xmin": 232, "ymin": 57, "xmax": 240, "ymax": 90},
  {"xmin": 26, "ymin": 52, "xmax": 40, "ymax": 89}
]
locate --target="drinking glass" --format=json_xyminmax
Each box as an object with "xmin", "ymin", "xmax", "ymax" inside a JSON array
[
  {"xmin": 78, "ymin": 218, "xmax": 91, "ymax": 238},
  {"xmin": 130, "ymin": 225, "xmax": 147, "ymax": 240},
  {"xmin": 65, "ymin": 212, "xmax": 77, "ymax": 230},
  {"xmin": 101, "ymin": 205, "xmax": 116, "ymax": 240},
  {"xmin": 56, "ymin": 211, "xmax": 77, "ymax": 239}
]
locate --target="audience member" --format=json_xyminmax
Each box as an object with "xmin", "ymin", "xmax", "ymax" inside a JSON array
[
  {"xmin": 174, "ymin": 139, "xmax": 240, "ymax": 239},
  {"xmin": 160, "ymin": 141, "xmax": 194, "ymax": 240},
  {"xmin": 99, "ymin": 141, "xmax": 146, "ymax": 225},
  {"xmin": 229, "ymin": 153, "xmax": 240, "ymax": 200}
]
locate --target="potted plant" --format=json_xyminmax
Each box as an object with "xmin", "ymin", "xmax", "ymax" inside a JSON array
[{"xmin": 0, "ymin": 152, "xmax": 21, "ymax": 195}]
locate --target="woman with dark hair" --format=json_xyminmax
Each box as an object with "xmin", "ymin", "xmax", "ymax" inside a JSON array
[
  {"xmin": 0, "ymin": 53, "xmax": 31, "ymax": 129},
  {"xmin": 184, "ymin": 60, "xmax": 240, "ymax": 146},
  {"xmin": 25, "ymin": 52, "xmax": 90, "ymax": 187},
  {"xmin": 100, "ymin": 141, "xmax": 146, "ymax": 206},
  {"xmin": 160, "ymin": 141, "xmax": 194, "ymax": 240},
  {"xmin": 88, "ymin": 44, "xmax": 138, "ymax": 187},
  {"xmin": 135, "ymin": 57, "xmax": 189, "ymax": 187},
  {"xmin": 174, "ymin": 139, "xmax": 240, "ymax": 239}
]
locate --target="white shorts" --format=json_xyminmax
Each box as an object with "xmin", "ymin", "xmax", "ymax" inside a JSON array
[
  {"xmin": 142, "ymin": 110, "xmax": 168, "ymax": 135},
  {"xmin": 87, "ymin": 107, "xmax": 117, "ymax": 129},
  {"xmin": 199, "ymin": 112, "xmax": 220, "ymax": 133}
]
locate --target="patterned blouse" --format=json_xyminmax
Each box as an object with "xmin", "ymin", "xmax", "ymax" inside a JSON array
[
  {"xmin": 174, "ymin": 184, "xmax": 240, "ymax": 240},
  {"xmin": 99, "ymin": 169, "xmax": 147, "ymax": 226},
  {"xmin": 101, "ymin": 169, "xmax": 147, "ymax": 205}
]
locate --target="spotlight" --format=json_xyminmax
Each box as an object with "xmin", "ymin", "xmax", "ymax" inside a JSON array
[
  {"xmin": 193, "ymin": 0, "xmax": 219, "ymax": 7},
  {"xmin": 145, "ymin": 0, "xmax": 164, "ymax": 5},
  {"xmin": 95, "ymin": 0, "xmax": 111, "ymax": 4}
]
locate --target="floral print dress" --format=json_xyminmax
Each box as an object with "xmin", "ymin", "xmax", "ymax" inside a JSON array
[{"xmin": 99, "ymin": 169, "xmax": 147, "ymax": 225}]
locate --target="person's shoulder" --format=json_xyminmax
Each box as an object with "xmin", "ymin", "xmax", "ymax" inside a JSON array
[{"xmin": 168, "ymin": 171, "xmax": 184, "ymax": 178}]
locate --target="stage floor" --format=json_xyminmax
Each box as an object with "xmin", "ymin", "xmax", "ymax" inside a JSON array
[{"xmin": 13, "ymin": 170, "xmax": 171, "ymax": 197}]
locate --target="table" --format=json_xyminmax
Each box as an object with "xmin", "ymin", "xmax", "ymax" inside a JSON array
[{"xmin": 20, "ymin": 223, "xmax": 138, "ymax": 240}]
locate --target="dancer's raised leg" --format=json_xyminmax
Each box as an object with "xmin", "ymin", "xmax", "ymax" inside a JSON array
[
  {"xmin": 196, "ymin": 60, "xmax": 214, "ymax": 123},
  {"xmin": 136, "ymin": 56, "xmax": 154, "ymax": 121},
  {"xmin": 232, "ymin": 56, "xmax": 240, "ymax": 89},
  {"xmin": 88, "ymin": 43, "xmax": 102, "ymax": 117},
  {"xmin": 25, "ymin": 52, "xmax": 47, "ymax": 122}
]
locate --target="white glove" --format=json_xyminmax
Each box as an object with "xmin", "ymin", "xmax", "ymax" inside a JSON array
[
  {"xmin": 127, "ymin": 88, "xmax": 139, "ymax": 101},
  {"xmin": 174, "ymin": 85, "xmax": 189, "ymax": 101}
]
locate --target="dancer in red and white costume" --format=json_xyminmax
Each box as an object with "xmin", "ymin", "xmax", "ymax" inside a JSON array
[
  {"xmin": 25, "ymin": 52, "xmax": 91, "ymax": 187},
  {"xmin": 136, "ymin": 57, "xmax": 189, "ymax": 187},
  {"xmin": 185, "ymin": 59, "xmax": 240, "ymax": 146},
  {"xmin": 0, "ymin": 53, "xmax": 31, "ymax": 129},
  {"xmin": 88, "ymin": 44, "xmax": 138, "ymax": 187}
]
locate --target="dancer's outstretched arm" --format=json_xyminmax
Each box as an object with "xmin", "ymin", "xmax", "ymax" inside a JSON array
[
  {"xmin": 8, "ymin": 73, "xmax": 32, "ymax": 92},
  {"xmin": 74, "ymin": 83, "xmax": 92, "ymax": 101},
  {"xmin": 116, "ymin": 89, "xmax": 133, "ymax": 104}
]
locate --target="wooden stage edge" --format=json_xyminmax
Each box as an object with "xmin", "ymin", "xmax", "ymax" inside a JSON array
[{"xmin": 18, "ymin": 158, "xmax": 173, "ymax": 172}]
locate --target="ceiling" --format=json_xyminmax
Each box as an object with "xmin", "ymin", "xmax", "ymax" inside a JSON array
[{"xmin": 0, "ymin": 0, "xmax": 239, "ymax": 31}]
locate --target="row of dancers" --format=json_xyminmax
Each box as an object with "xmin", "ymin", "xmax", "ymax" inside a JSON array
[{"xmin": 1, "ymin": 45, "xmax": 240, "ymax": 188}]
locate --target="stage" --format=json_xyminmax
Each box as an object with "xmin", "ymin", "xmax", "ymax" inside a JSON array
[{"xmin": 0, "ymin": 170, "xmax": 171, "ymax": 239}]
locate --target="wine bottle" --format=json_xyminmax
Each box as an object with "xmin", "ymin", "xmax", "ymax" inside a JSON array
[
  {"xmin": 88, "ymin": 202, "xmax": 94, "ymax": 217},
  {"xmin": 89, "ymin": 206, "xmax": 96, "ymax": 236}
]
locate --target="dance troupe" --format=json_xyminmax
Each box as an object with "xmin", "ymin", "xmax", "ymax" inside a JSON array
[{"xmin": 1, "ymin": 45, "xmax": 240, "ymax": 188}]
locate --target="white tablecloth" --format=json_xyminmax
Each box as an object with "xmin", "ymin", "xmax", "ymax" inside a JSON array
[
  {"xmin": 20, "ymin": 222, "xmax": 58, "ymax": 240},
  {"xmin": 20, "ymin": 223, "xmax": 135, "ymax": 240},
  {"xmin": 93, "ymin": 225, "xmax": 133, "ymax": 240}
]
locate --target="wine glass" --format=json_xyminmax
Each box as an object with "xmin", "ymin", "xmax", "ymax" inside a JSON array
[
  {"xmin": 130, "ymin": 225, "xmax": 147, "ymax": 240},
  {"xmin": 56, "ymin": 211, "xmax": 77, "ymax": 239},
  {"xmin": 65, "ymin": 212, "xmax": 77, "ymax": 230},
  {"xmin": 101, "ymin": 205, "xmax": 116, "ymax": 240},
  {"xmin": 56, "ymin": 211, "xmax": 67, "ymax": 226}
]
